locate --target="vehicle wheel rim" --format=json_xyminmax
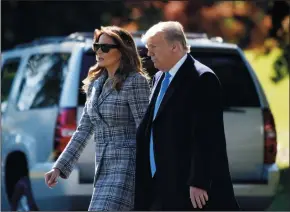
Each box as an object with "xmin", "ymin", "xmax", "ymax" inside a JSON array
[{"xmin": 17, "ymin": 195, "xmax": 30, "ymax": 212}]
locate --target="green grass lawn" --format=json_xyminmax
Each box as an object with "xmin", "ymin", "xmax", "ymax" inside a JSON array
[{"xmin": 245, "ymin": 48, "xmax": 289, "ymax": 211}]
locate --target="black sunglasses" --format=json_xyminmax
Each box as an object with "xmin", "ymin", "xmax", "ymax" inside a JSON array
[{"xmin": 93, "ymin": 43, "xmax": 119, "ymax": 53}]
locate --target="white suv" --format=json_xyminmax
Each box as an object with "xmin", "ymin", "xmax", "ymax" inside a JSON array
[{"xmin": 1, "ymin": 32, "xmax": 280, "ymax": 211}]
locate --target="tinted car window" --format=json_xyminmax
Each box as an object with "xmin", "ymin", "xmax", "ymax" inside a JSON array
[
  {"xmin": 1, "ymin": 58, "xmax": 21, "ymax": 103},
  {"xmin": 78, "ymin": 51, "xmax": 96, "ymax": 105},
  {"xmin": 17, "ymin": 53, "xmax": 70, "ymax": 110},
  {"xmin": 138, "ymin": 48, "xmax": 158, "ymax": 77},
  {"xmin": 191, "ymin": 51, "xmax": 260, "ymax": 107},
  {"xmin": 139, "ymin": 47, "xmax": 260, "ymax": 107},
  {"xmin": 79, "ymin": 47, "xmax": 259, "ymax": 108}
]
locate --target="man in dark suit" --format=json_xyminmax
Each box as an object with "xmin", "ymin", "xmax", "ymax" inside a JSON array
[{"xmin": 134, "ymin": 21, "xmax": 240, "ymax": 211}]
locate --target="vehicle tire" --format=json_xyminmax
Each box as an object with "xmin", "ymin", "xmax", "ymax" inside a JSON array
[{"xmin": 10, "ymin": 176, "xmax": 39, "ymax": 211}]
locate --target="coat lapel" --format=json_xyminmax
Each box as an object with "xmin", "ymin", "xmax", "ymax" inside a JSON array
[
  {"xmin": 91, "ymin": 72, "xmax": 110, "ymax": 126},
  {"xmin": 140, "ymin": 72, "xmax": 164, "ymax": 136},
  {"xmin": 97, "ymin": 80, "xmax": 114, "ymax": 107},
  {"xmin": 92, "ymin": 72, "xmax": 107, "ymax": 100},
  {"xmin": 154, "ymin": 54, "xmax": 194, "ymax": 121}
]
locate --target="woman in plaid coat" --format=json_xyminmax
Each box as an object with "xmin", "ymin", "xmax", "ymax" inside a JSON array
[{"xmin": 45, "ymin": 26, "xmax": 150, "ymax": 211}]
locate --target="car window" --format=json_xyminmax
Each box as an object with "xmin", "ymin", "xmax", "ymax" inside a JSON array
[
  {"xmin": 1, "ymin": 57, "xmax": 21, "ymax": 103},
  {"xmin": 138, "ymin": 47, "xmax": 260, "ymax": 107},
  {"xmin": 138, "ymin": 48, "xmax": 158, "ymax": 77},
  {"xmin": 16, "ymin": 53, "xmax": 71, "ymax": 110},
  {"xmin": 78, "ymin": 46, "xmax": 259, "ymax": 108},
  {"xmin": 191, "ymin": 51, "xmax": 260, "ymax": 107},
  {"xmin": 78, "ymin": 51, "xmax": 96, "ymax": 105}
]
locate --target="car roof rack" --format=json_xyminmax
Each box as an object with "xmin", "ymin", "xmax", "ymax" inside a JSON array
[
  {"xmin": 131, "ymin": 31, "xmax": 208, "ymax": 40},
  {"xmin": 13, "ymin": 31, "xmax": 223, "ymax": 50},
  {"xmin": 14, "ymin": 33, "xmax": 92, "ymax": 49},
  {"xmin": 15, "ymin": 36, "xmax": 66, "ymax": 49},
  {"xmin": 67, "ymin": 32, "xmax": 93, "ymax": 40},
  {"xmin": 186, "ymin": 33, "xmax": 208, "ymax": 39}
]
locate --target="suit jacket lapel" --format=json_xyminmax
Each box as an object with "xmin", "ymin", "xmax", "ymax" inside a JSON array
[
  {"xmin": 154, "ymin": 54, "xmax": 194, "ymax": 121},
  {"xmin": 140, "ymin": 72, "xmax": 163, "ymax": 135},
  {"xmin": 149, "ymin": 72, "xmax": 164, "ymax": 105}
]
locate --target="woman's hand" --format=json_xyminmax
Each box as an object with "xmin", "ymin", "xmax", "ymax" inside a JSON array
[{"xmin": 45, "ymin": 168, "xmax": 60, "ymax": 188}]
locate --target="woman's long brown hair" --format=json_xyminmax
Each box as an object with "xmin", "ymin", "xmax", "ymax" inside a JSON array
[{"xmin": 82, "ymin": 26, "xmax": 148, "ymax": 93}]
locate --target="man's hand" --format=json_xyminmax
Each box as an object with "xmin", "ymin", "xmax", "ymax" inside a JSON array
[{"xmin": 190, "ymin": 186, "xmax": 208, "ymax": 209}]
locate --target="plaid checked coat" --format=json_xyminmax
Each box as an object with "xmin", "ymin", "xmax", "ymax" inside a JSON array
[{"xmin": 53, "ymin": 71, "xmax": 150, "ymax": 211}]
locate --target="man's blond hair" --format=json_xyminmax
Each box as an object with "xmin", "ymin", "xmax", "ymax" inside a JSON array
[{"xmin": 141, "ymin": 21, "xmax": 190, "ymax": 53}]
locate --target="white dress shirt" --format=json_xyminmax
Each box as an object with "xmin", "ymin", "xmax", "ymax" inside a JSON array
[{"xmin": 166, "ymin": 53, "xmax": 187, "ymax": 84}]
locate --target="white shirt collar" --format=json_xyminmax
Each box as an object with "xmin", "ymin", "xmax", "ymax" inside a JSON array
[{"xmin": 167, "ymin": 54, "xmax": 187, "ymax": 82}]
